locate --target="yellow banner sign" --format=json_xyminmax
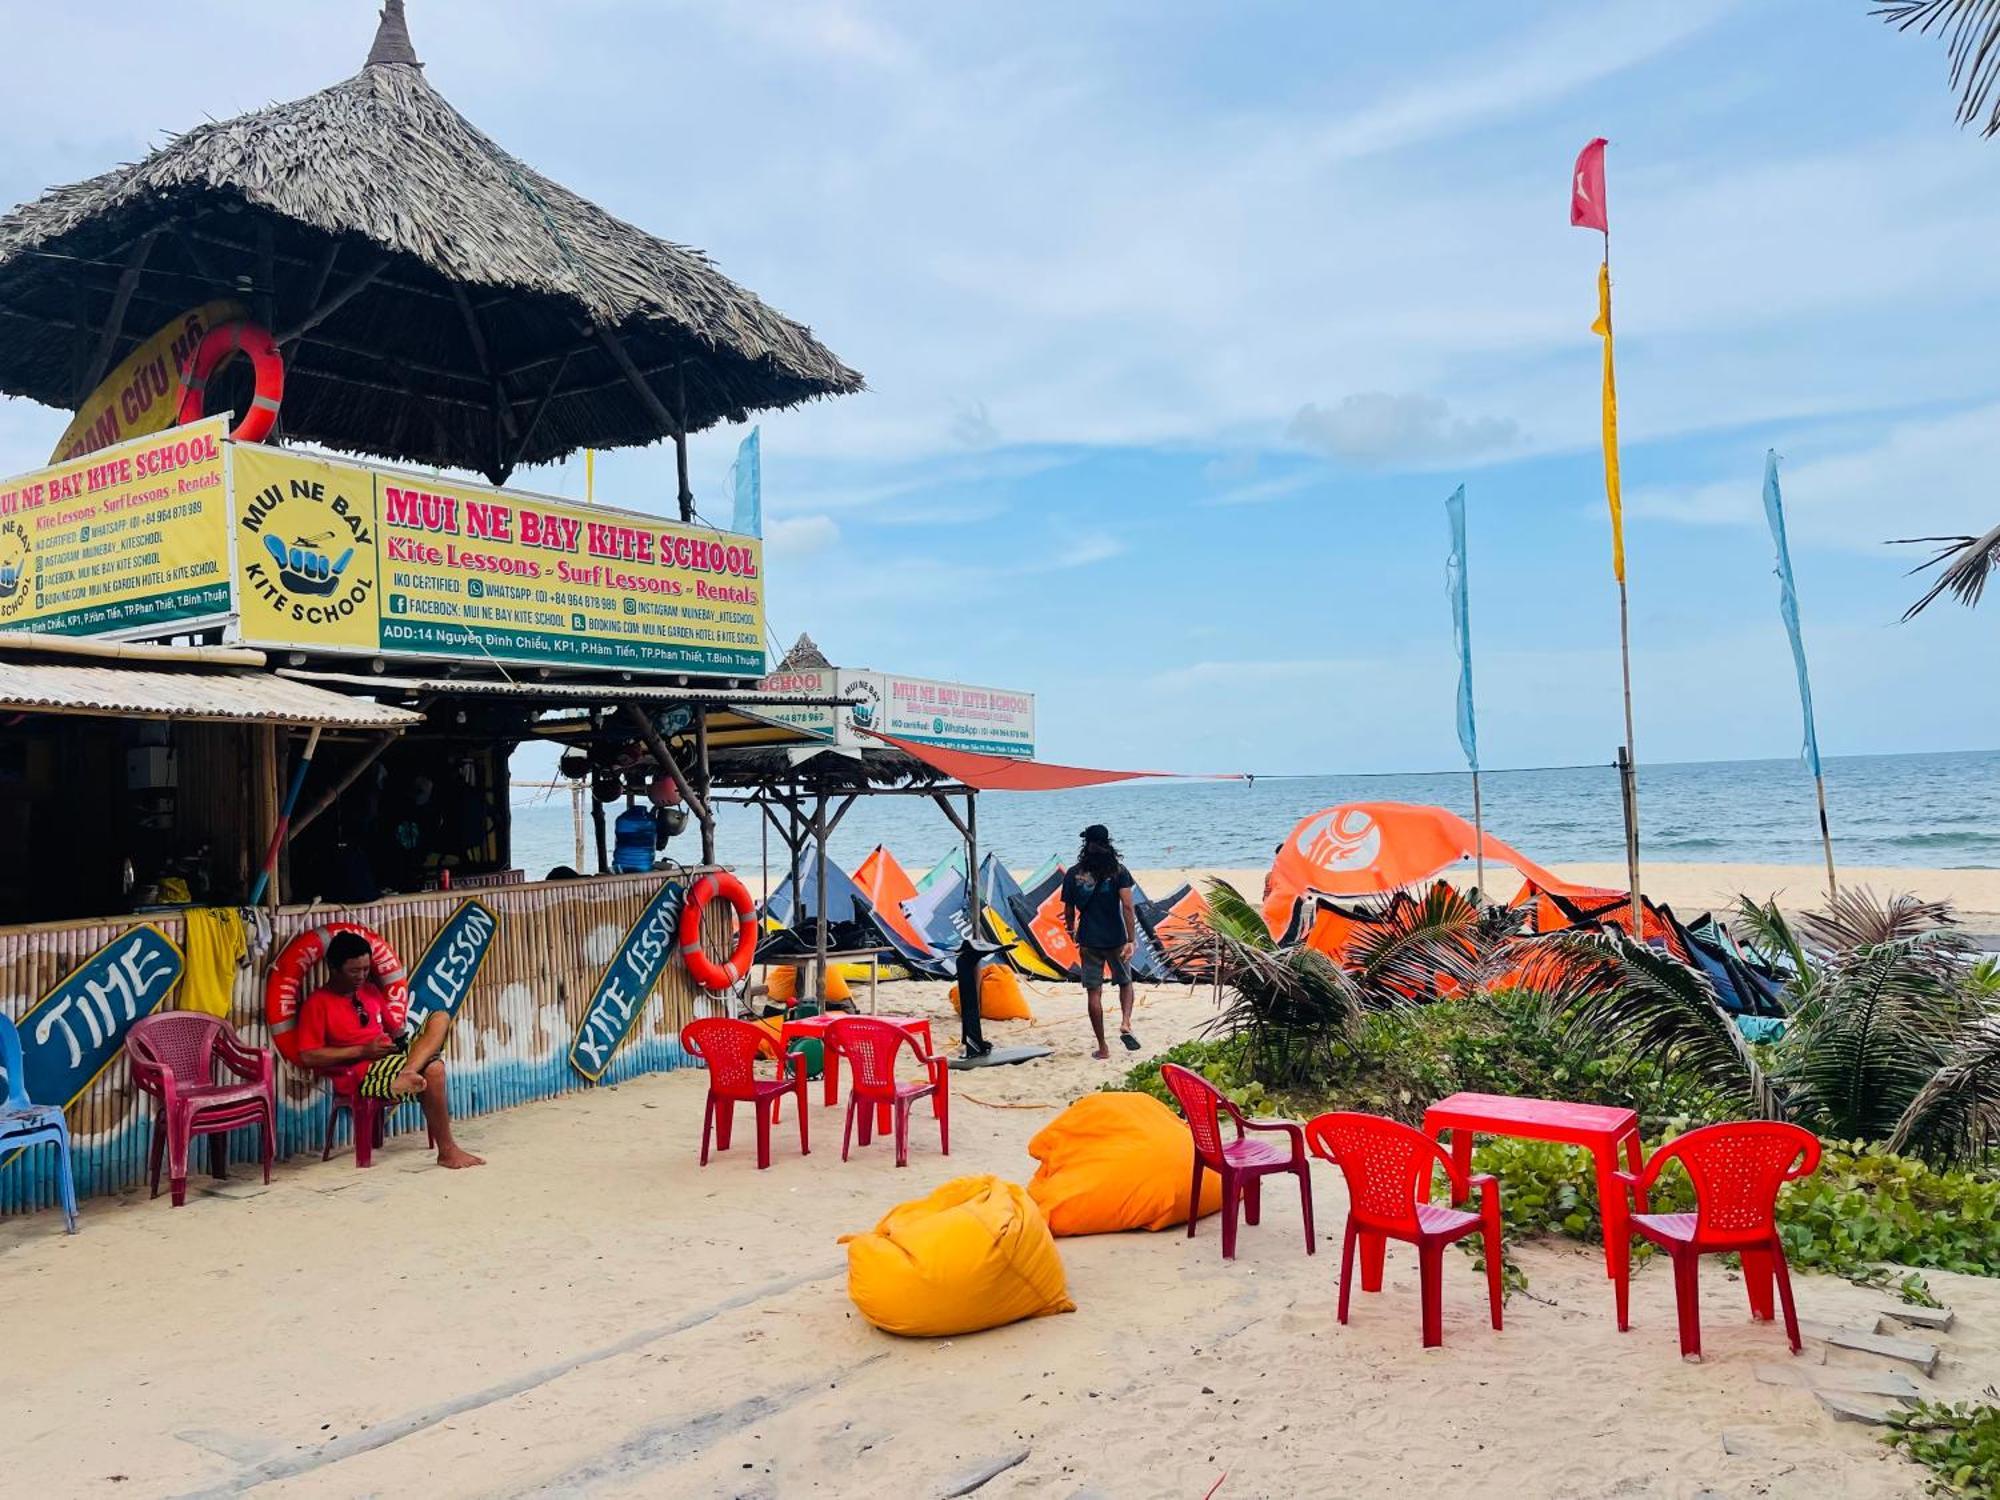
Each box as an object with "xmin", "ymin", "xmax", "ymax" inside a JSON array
[
  {"xmin": 0, "ymin": 419, "xmax": 231, "ymax": 637},
  {"xmin": 51, "ymin": 301, "xmax": 247, "ymax": 465},
  {"xmin": 370, "ymin": 474, "xmax": 766, "ymax": 673}
]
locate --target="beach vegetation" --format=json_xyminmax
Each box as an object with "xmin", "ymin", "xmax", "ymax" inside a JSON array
[{"xmin": 1885, "ymin": 1397, "xmax": 2000, "ymax": 1498}]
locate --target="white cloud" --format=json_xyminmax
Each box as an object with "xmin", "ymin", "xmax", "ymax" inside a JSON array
[
  {"xmin": 1288, "ymin": 394, "xmax": 1520, "ymax": 467},
  {"xmin": 1630, "ymin": 401, "xmax": 2000, "ymax": 551}
]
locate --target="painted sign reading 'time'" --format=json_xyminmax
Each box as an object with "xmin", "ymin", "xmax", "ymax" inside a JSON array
[
  {"xmin": 568, "ymin": 882, "xmax": 685, "ymax": 1083},
  {"xmin": 404, "ymin": 900, "xmax": 498, "ymax": 1026},
  {"xmin": 5, "ymin": 926, "xmax": 183, "ymax": 1108}
]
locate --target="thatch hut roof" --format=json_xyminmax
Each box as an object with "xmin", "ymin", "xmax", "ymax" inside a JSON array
[{"xmin": 0, "ymin": 1, "xmax": 861, "ymax": 483}]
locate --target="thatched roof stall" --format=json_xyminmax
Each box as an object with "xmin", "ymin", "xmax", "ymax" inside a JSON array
[{"xmin": 0, "ymin": 1, "xmax": 861, "ymax": 494}]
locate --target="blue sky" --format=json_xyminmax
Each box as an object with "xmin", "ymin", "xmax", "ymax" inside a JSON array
[{"xmin": 1, "ymin": 0, "xmax": 1996, "ymax": 773}]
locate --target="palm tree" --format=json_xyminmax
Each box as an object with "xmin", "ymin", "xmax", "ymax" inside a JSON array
[{"xmin": 1874, "ymin": 4, "xmax": 2000, "ymax": 614}]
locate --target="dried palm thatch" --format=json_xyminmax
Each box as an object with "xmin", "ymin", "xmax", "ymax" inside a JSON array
[{"xmin": 0, "ymin": 2, "xmax": 861, "ymax": 484}]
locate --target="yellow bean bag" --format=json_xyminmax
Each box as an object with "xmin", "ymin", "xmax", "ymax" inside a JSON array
[
  {"xmin": 842, "ymin": 1175, "xmax": 1075, "ymax": 1337},
  {"xmin": 1026, "ymin": 1091, "xmax": 1223, "ymax": 1235},
  {"xmin": 766, "ymin": 963, "xmax": 851, "ymax": 1003},
  {"xmin": 947, "ymin": 963, "xmax": 1033, "ymax": 1021}
]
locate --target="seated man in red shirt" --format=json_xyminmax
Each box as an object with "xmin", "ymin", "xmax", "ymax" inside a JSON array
[{"xmin": 297, "ymin": 931, "xmax": 484, "ymax": 1169}]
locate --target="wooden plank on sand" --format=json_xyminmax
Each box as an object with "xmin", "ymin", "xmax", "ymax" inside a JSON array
[
  {"xmin": 1879, "ymin": 1304, "xmax": 1955, "ymax": 1331},
  {"xmin": 1797, "ymin": 1319, "xmax": 1940, "ymax": 1374},
  {"xmin": 1815, "ymin": 1390, "xmax": 1899, "ymax": 1425},
  {"xmin": 1754, "ymin": 1363, "xmax": 1924, "ymax": 1399}
]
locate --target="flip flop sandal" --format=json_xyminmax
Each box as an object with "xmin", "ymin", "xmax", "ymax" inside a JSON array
[{"xmin": 1120, "ymin": 1031, "xmax": 1141, "ymax": 1051}]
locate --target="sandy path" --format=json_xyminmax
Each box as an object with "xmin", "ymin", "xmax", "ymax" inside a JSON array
[{"xmin": 1, "ymin": 977, "xmax": 1989, "ymax": 1498}]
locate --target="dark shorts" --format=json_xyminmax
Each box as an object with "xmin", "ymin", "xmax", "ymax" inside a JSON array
[{"xmin": 1078, "ymin": 946, "xmax": 1131, "ymax": 988}]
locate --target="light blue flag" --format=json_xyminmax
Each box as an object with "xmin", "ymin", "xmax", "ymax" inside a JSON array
[
  {"xmin": 729, "ymin": 426, "xmax": 762, "ymax": 537},
  {"xmin": 1444, "ymin": 485, "xmax": 1478, "ymax": 773},
  {"xmin": 1762, "ymin": 450, "xmax": 1821, "ymax": 778}
]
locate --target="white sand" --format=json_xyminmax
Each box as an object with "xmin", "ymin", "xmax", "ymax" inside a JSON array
[{"xmin": 2, "ymin": 968, "xmax": 1993, "ymax": 1498}]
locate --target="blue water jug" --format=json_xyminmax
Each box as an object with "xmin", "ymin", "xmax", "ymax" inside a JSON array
[{"xmin": 612, "ymin": 806, "xmax": 657, "ymax": 873}]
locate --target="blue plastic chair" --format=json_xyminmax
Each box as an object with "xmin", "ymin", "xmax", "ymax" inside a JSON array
[{"xmin": 0, "ymin": 1012, "xmax": 79, "ymax": 1233}]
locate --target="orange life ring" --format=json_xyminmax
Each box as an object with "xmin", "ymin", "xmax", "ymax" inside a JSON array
[
  {"xmin": 678, "ymin": 872, "xmax": 757, "ymax": 992},
  {"xmin": 178, "ymin": 319, "xmax": 285, "ymax": 444},
  {"xmin": 265, "ymin": 922, "xmax": 409, "ymax": 1065}
]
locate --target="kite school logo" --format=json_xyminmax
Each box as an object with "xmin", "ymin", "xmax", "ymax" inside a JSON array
[
  {"xmin": 0, "ymin": 518, "xmax": 29, "ymax": 621},
  {"xmin": 1297, "ymin": 807, "xmax": 1381, "ymax": 873},
  {"xmin": 238, "ymin": 469, "xmax": 377, "ymax": 631}
]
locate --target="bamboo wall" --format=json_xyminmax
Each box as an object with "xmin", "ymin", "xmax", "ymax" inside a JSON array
[{"xmin": 0, "ymin": 872, "xmax": 729, "ymax": 1217}]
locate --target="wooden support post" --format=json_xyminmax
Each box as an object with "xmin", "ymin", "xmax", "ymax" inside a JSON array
[
  {"xmin": 620, "ymin": 702, "xmax": 714, "ymax": 856},
  {"xmin": 502, "ymin": 351, "xmax": 572, "ymax": 479},
  {"xmin": 276, "ymin": 260, "xmax": 386, "ymax": 346},
  {"xmin": 694, "ymin": 708, "xmax": 715, "ymax": 865},
  {"xmin": 813, "ymin": 794, "xmax": 830, "ymax": 1003},
  {"xmin": 674, "ymin": 364, "xmax": 694, "ymax": 523},
  {"xmin": 288, "ymin": 731, "xmax": 399, "ymax": 839},
  {"xmin": 79, "ymin": 230, "xmax": 159, "ymax": 400}
]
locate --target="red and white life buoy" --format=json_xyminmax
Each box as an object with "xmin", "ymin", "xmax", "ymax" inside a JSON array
[
  {"xmin": 178, "ymin": 319, "xmax": 285, "ymax": 445},
  {"xmin": 265, "ymin": 922, "xmax": 408, "ymax": 1065},
  {"xmin": 679, "ymin": 871, "xmax": 757, "ymax": 992}
]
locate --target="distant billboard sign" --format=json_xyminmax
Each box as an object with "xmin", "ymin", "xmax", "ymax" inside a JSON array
[{"xmin": 748, "ymin": 666, "xmax": 1034, "ymax": 758}]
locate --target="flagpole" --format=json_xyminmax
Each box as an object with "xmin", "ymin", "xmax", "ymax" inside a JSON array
[
  {"xmin": 1604, "ymin": 225, "xmax": 1643, "ymax": 936},
  {"xmin": 1471, "ymin": 768, "xmax": 1486, "ymax": 893},
  {"xmin": 1814, "ymin": 775, "xmax": 1836, "ymax": 896}
]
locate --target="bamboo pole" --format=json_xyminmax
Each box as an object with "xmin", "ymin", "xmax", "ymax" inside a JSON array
[
  {"xmin": 1815, "ymin": 774, "xmax": 1838, "ymax": 897},
  {"xmin": 1471, "ymin": 767, "xmax": 1486, "ymax": 895}
]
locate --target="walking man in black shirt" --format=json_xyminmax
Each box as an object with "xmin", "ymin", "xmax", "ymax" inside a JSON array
[{"xmin": 1063, "ymin": 823, "xmax": 1139, "ymax": 1060}]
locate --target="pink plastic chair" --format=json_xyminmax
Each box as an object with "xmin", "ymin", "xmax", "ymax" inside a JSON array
[
  {"xmin": 1160, "ymin": 1063, "xmax": 1316, "ymax": 1261},
  {"xmin": 681, "ymin": 1018, "xmax": 809, "ymax": 1169},
  {"xmin": 828, "ymin": 1016, "xmax": 947, "ymax": 1167},
  {"xmin": 318, "ymin": 1067, "xmax": 433, "ymax": 1168},
  {"xmin": 125, "ymin": 1012, "xmax": 275, "ymax": 1208},
  {"xmin": 1614, "ymin": 1120, "xmax": 1820, "ymax": 1360},
  {"xmin": 1305, "ymin": 1111, "xmax": 1502, "ymax": 1348}
]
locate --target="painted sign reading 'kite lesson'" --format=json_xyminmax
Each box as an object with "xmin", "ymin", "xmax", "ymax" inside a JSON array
[
  {"xmin": 403, "ymin": 900, "xmax": 499, "ymax": 1025},
  {"xmin": 568, "ymin": 882, "xmax": 686, "ymax": 1082}
]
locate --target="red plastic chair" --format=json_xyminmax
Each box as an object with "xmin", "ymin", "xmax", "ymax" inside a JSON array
[
  {"xmin": 1613, "ymin": 1120, "xmax": 1820, "ymax": 1361},
  {"xmin": 828, "ymin": 1016, "xmax": 947, "ymax": 1167},
  {"xmin": 318, "ymin": 1067, "xmax": 433, "ymax": 1168},
  {"xmin": 1160, "ymin": 1063, "xmax": 1316, "ymax": 1261},
  {"xmin": 681, "ymin": 1017, "xmax": 809, "ymax": 1169},
  {"xmin": 125, "ymin": 1012, "xmax": 276, "ymax": 1208},
  {"xmin": 1305, "ymin": 1111, "xmax": 1501, "ymax": 1348}
]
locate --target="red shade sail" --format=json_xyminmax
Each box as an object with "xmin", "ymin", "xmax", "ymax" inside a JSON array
[{"xmin": 863, "ymin": 731, "xmax": 1242, "ymax": 792}]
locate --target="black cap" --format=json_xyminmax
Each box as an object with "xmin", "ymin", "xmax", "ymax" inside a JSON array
[{"xmin": 1080, "ymin": 823, "xmax": 1110, "ymax": 842}]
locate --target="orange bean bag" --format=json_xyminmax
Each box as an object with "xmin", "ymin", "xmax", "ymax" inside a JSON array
[
  {"xmin": 947, "ymin": 963, "xmax": 1033, "ymax": 1021},
  {"xmin": 1027, "ymin": 1091, "xmax": 1223, "ymax": 1235},
  {"xmin": 841, "ymin": 1175, "xmax": 1075, "ymax": 1337},
  {"xmin": 766, "ymin": 963, "xmax": 851, "ymax": 1004}
]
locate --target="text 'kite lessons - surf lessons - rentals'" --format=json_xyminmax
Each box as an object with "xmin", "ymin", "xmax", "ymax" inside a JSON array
[{"xmin": 0, "ymin": 0, "xmax": 937, "ymax": 1218}]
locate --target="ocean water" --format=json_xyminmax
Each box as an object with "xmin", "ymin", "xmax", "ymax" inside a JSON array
[{"xmin": 509, "ymin": 748, "xmax": 1999, "ymax": 882}]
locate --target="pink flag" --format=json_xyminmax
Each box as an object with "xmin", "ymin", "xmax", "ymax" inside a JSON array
[{"xmin": 1570, "ymin": 137, "xmax": 1608, "ymax": 232}]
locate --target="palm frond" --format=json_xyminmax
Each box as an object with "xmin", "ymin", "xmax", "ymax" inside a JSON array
[
  {"xmin": 1203, "ymin": 878, "xmax": 1277, "ymax": 950},
  {"xmin": 1778, "ymin": 935, "xmax": 1967, "ymax": 1139},
  {"xmin": 1875, "ymin": 1, "xmax": 2000, "ymax": 136},
  {"xmin": 1893, "ymin": 520, "xmax": 2000, "ymax": 618},
  {"xmin": 1732, "ymin": 894, "xmax": 1814, "ymax": 995},
  {"xmin": 1344, "ymin": 881, "xmax": 1491, "ymax": 1005},
  {"xmin": 1798, "ymin": 886, "xmax": 1960, "ymax": 953},
  {"xmin": 1888, "ymin": 1017, "xmax": 2000, "ymax": 1162},
  {"xmin": 1536, "ymin": 928, "xmax": 1783, "ymax": 1120}
]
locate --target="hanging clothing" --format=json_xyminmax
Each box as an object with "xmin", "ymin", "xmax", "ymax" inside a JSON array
[{"xmin": 180, "ymin": 906, "xmax": 247, "ymax": 1018}]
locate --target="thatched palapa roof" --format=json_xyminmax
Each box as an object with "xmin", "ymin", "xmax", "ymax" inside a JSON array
[{"xmin": 0, "ymin": 2, "xmax": 861, "ymax": 484}]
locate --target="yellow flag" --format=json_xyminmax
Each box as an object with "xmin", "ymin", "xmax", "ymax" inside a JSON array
[{"xmin": 1591, "ymin": 261, "xmax": 1626, "ymax": 583}]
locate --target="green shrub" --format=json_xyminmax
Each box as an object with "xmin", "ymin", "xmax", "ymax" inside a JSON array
[{"xmin": 1886, "ymin": 1401, "xmax": 2000, "ymax": 1497}]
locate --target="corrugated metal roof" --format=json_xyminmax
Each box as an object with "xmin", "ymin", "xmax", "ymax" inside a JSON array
[
  {"xmin": 0, "ymin": 661, "xmax": 423, "ymax": 727},
  {"xmin": 278, "ymin": 669, "xmax": 855, "ymax": 710}
]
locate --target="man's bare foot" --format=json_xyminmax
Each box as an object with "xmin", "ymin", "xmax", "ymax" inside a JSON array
[
  {"xmin": 392, "ymin": 1069, "xmax": 427, "ymax": 1096},
  {"xmin": 1090, "ymin": 1046, "xmax": 1110, "ymax": 1060},
  {"xmin": 437, "ymin": 1146, "xmax": 485, "ymax": 1169}
]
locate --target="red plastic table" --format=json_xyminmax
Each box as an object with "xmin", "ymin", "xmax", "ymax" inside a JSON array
[
  {"xmin": 779, "ymin": 1013, "xmax": 935, "ymax": 1129},
  {"xmin": 1422, "ymin": 1091, "xmax": 1643, "ymax": 1283}
]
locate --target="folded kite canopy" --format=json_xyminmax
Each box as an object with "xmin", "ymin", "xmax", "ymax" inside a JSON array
[
  {"xmin": 861, "ymin": 730, "xmax": 1238, "ymax": 791},
  {"xmin": 0, "ymin": 1, "xmax": 861, "ymax": 482}
]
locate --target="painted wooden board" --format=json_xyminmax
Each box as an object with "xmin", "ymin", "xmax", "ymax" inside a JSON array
[
  {"xmin": 1755, "ymin": 1363, "xmax": 1924, "ymax": 1399},
  {"xmin": 1815, "ymin": 1391, "xmax": 1899, "ymax": 1425},
  {"xmin": 1879, "ymin": 1304, "xmax": 1955, "ymax": 1331}
]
